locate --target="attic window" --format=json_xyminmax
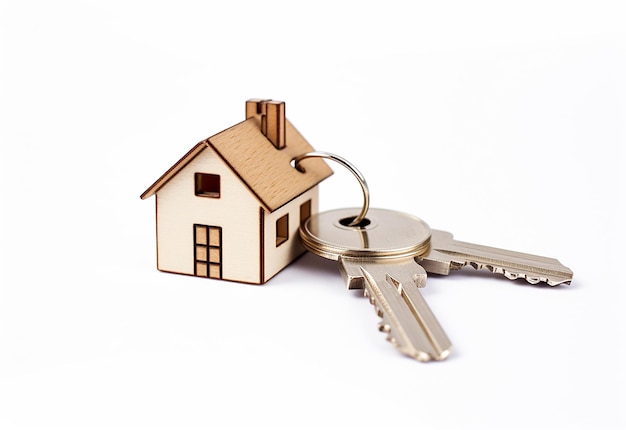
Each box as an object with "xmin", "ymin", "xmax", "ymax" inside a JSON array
[
  {"xmin": 195, "ymin": 173, "xmax": 220, "ymax": 198},
  {"xmin": 276, "ymin": 214, "xmax": 289, "ymax": 247}
]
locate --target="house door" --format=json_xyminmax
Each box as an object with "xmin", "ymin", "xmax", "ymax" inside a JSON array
[{"xmin": 194, "ymin": 224, "xmax": 222, "ymax": 279}]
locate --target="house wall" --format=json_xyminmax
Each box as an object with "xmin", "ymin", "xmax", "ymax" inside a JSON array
[
  {"xmin": 262, "ymin": 187, "xmax": 319, "ymax": 282},
  {"xmin": 156, "ymin": 147, "xmax": 262, "ymax": 283}
]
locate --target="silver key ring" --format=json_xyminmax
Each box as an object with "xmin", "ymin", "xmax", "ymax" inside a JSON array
[{"xmin": 292, "ymin": 151, "xmax": 370, "ymax": 227}]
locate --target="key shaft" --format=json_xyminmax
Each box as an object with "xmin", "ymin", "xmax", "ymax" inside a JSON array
[
  {"xmin": 418, "ymin": 230, "xmax": 573, "ymax": 286},
  {"xmin": 340, "ymin": 257, "xmax": 451, "ymax": 362}
]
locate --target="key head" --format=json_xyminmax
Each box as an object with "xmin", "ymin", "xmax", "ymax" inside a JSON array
[{"xmin": 299, "ymin": 208, "xmax": 431, "ymax": 261}]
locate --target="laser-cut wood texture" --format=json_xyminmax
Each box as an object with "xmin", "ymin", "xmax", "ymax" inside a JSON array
[{"xmin": 141, "ymin": 99, "xmax": 332, "ymax": 284}]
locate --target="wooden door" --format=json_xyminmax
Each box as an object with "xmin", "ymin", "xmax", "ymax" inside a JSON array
[{"xmin": 194, "ymin": 224, "xmax": 222, "ymax": 279}]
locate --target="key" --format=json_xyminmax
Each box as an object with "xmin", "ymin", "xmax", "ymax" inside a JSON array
[
  {"xmin": 418, "ymin": 229, "xmax": 573, "ymax": 286},
  {"xmin": 299, "ymin": 207, "xmax": 452, "ymax": 362}
]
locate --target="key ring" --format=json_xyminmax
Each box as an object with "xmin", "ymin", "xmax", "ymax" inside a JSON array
[{"xmin": 292, "ymin": 151, "xmax": 370, "ymax": 227}]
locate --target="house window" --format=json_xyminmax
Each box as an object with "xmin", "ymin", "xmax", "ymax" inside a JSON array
[
  {"xmin": 276, "ymin": 214, "xmax": 289, "ymax": 247},
  {"xmin": 195, "ymin": 173, "xmax": 220, "ymax": 198},
  {"xmin": 300, "ymin": 199, "xmax": 311, "ymax": 226}
]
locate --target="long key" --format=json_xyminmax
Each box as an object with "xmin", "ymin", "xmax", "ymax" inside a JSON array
[
  {"xmin": 418, "ymin": 229, "xmax": 573, "ymax": 286},
  {"xmin": 300, "ymin": 207, "xmax": 451, "ymax": 361},
  {"xmin": 341, "ymin": 258, "xmax": 451, "ymax": 361}
]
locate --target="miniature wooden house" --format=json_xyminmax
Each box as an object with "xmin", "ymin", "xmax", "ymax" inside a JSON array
[{"xmin": 141, "ymin": 100, "xmax": 333, "ymax": 284}]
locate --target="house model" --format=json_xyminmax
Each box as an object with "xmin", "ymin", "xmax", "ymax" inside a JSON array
[{"xmin": 141, "ymin": 99, "xmax": 333, "ymax": 284}]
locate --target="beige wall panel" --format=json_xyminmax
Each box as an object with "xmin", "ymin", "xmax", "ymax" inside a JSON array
[
  {"xmin": 156, "ymin": 148, "xmax": 261, "ymax": 283},
  {"xmin": 263, "ymin": 187, "xmax": 319, "ymax": 282}
]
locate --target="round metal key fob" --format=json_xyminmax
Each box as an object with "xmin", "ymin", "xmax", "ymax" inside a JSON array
[{"xmin": 299, "ymin": 207, "xmax": 431, "ymax": 261}]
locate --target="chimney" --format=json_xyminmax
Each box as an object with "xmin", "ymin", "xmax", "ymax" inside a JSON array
[{"xmin": 246, "ymin": 99, "xmax": 286, "ymax": 149}]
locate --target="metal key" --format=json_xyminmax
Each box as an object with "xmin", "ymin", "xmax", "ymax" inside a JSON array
[
  {"xmin": 418, "ymin": 229, "xmax": 573, "ymax": 286},
  {"xmin": 294, "ymin": 152, "xmax": 572, "ymax": 361},
  {"xmin": 300, "ymin": 206, "xmax": 573, "ymax": 361},
  {"xmin": 299, "ymin": 207, "xmax": 452, "ymax": 362}
]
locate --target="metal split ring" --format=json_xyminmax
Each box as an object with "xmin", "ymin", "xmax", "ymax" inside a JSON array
[{"xmin": 292, "ymin": 151, "xmax": 370, "ymax": 227}]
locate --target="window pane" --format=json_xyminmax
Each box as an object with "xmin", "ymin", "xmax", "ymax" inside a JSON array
[
  {"xmin": 196, "ymin": 262, "xmax": 208, "ymax": 277},
  {"xmin": 209, "ymin": 264, "xmax": 221, "ymax": 278},
  {"xmin": 195, "ymin": 246, "xmax": 207, "ymax": 261},
  {"xmin": 209, "ymin": 248, "xmax": 220, "ymax": 263},
  {"xmin": 195, "ymin": 225, "xmax": 208, "ymax": 245},
  {"xmin": 209, "ymin": 227, "xmax": 221, "ymax": 246}
]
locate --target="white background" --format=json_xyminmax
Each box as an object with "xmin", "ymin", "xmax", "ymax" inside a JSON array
[{"xmin": 1, "ymin": 1, "xmax": 625, "ymax": 429}]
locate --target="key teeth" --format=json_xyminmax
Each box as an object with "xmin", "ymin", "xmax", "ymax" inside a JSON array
[
  {"xmin": 362, "ymin": 289, "xmax": 381, "ymax": 316},
  {"xmin": 378, "ymin": 322, "xmax": 391, "ymax": 333},
  {"xmin": 548, "ymin": 278, "xmax": 571, "ymax": 287},
  {"xmin": 469, "ymin": 262, "xmax": 482, "ymax": 271},
  {"xmin": 366, "ymin": 290, "xmax": 400, "ymax": 349},
  {"xmin": 382, "ymin": 327, "xmax": 401, "ymax": 352},
  {"xmin": 363, "ymin": 289, "xmax": 377, "ymax": 306},
  {"xmin": 503, "ymin": 269, "xmax": 518, "ymax": 280},
  {"xmin": 460, "ymin": 261, "xmax": 570, "ymax": 286},
  {"xmin": 379, "ymin": 323, "xmax": 396, "ymax": 345},
  {"xmin": 450, "ymin": 261, "xmax": 465, "ymax": 271},
  {"xmin": 367, "ymin": 289, "xmax": 438, "ymax": 362}
]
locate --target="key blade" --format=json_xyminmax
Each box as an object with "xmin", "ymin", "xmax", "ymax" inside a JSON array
[
  {"xmin": 419, "ymin": 230, "xmax": 573, "ymax": 286},
  {"xmin": 340, "ymin": 258, "xmax": 452, "ymax": 362}
]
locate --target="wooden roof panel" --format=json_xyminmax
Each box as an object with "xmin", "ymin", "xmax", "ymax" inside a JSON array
[
  {"xmin": 141, "ymin": 116, "xmax": 332, "ymax": 211},
  {"xmin": 208, "ymin": 117, "xmax": 332, "ymax": 211}
]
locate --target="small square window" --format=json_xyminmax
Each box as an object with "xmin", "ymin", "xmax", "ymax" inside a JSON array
[
  {"xmin": 276, "ymin": 214, "xmax": 289, "ymax": 247},
  {"xmin": 195, "ymin": 173, "xmax": 220, "ymax": 198}
]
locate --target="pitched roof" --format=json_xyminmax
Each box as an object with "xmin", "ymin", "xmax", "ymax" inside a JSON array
[{"xmin": 140, "ymin": 116, "xmax": 333, "ymax": 212}]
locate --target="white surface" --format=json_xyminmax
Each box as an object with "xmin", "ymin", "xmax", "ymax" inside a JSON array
[{"xmin": 1, "ymin": 1, "xmax": 624, "ymax": 429}]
